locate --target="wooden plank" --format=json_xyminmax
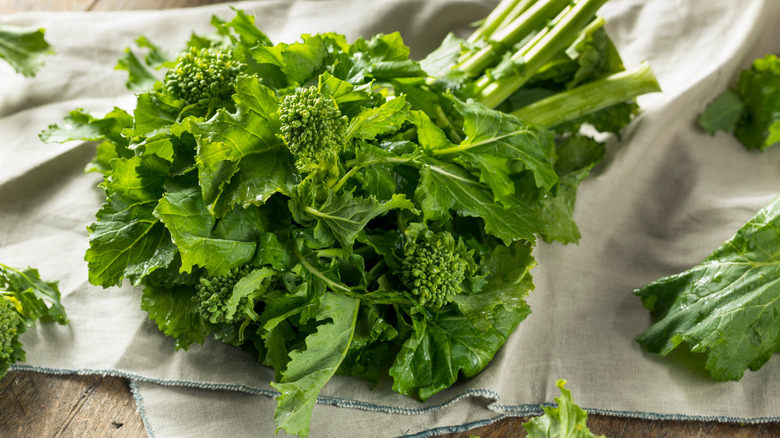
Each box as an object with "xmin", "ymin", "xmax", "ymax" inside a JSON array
[{"xmin": 0, "ymin": 370, "xmax": 146, "ymax": 437}]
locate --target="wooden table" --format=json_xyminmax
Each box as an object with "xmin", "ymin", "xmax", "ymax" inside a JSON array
[{"xmin": 2, "ymin": 1, "xmax": 779, "ymax": 437}]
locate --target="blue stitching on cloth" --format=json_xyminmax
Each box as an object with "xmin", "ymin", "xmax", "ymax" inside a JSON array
[
  {"xmin": 8, "ymin": 363, "xmax": 504, "ymax": 415},
  {"xmin": 11, "ymin": 362, "xmax": 780, "ymax": 438},
  {"xmin": 128, "ymin": 380, "xmax": 157, "ymax": 438}
]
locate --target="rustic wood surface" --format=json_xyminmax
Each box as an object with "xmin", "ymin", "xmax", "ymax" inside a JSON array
[{"xmin": 1, "ymin": 0, "xmax": 778, "ymax": 437}]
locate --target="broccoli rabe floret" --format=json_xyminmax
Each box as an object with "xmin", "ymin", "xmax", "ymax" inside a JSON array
[
  {"xmin": 164, "ymin": 47, "xmax": 243, "ymax": 104},
  {"xmin": 278, "ymin": 86, "xmax": 348, "ymax": 172},
  {"xmin": 0, "ymin": 297, "xmax": 24, "ymax": 367},
  {"xmin": 194, "ymin": 265, "xmax": 254, "ymax": 324},
  {"xmin": 400, "ymin": 230, "xmax": 475, "ymax": 309}
]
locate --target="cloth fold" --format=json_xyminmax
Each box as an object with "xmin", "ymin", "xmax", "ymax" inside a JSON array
[{"xmin": 2, "ymin": 0, "xmax": 780, "ymax": 437}]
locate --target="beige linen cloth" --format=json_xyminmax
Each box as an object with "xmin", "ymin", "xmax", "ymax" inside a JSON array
[{"xmin": 2, "ymin": 0, "xmax": 780, "ymax": 436}]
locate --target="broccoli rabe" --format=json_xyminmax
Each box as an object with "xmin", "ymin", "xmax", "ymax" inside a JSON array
[
  {"xmin": 400, "ymin": 230, "xmax": 475, "ymax": 309},
  {"xmin": 0, "ymin": 297, "xmax": 24, "ymax": 369},
  {"xmin": 194, "ymin": 265, "xmax": 254, "ymax": 324},
  {"xmin": 0, "ymin": 264, "xmax": 66, "ymax": 380},
  {"xmin": 163, "ymin": 47, "xmax": 243, "ymax": 104},
  {"xmin": 279, "ymin": 86, "xmax": 348, "ymax": 172}
]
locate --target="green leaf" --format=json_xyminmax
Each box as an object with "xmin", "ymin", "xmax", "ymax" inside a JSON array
[
  {"xmin": 255, "ymin": 232, "xmax": 296, "ymax": 271},
  {"xmin": 271, "ymin": 292, "xmax": 359, "ymax": 437},
  {"xmin": 223, "ymin": 9, "xmax": 273, "ymax": 48},
  {"xmin": 346, "ymin": 95, "xmax": 410, "ymax": 141},
  {"xmin": 347, "ymin": 32, "xmax": 425, "ymax": 83},
  {"xmin": 86, "ymin": 196, "xmax": 177, "ymax": 287},
  {"xmin": 415, "ymin": 157, "xmax": 542, "ymax": 244},
  {"xmin": 453, "ymin": 98, "xmax": 557, "ymax": 193},
  {"xmin": 129, "ymin": 92, "xmax": 182, "ymax": 138},
  {"xmin": 141, "ymin": 284, "xmax": 211, "ymax": 350},
  {"xmin": 410, "ymin": 110, "xmax": 456, "ymax": 153},
  {"xmin": 362, "ymin": 32, "xmax": 411, "ymax": 62},
  {"xmin": 188, "ymin": 76, "xmax": 296, "ymax": 214},
  {"xmin": 698, "ymin": 89, "xmax": 745, "ymax": 135},
  {"xmin": 535, "ymin": 135, "xmax": 605, "ymax": 244},
  {"xmin": 523, "ymin": 380, "xmax": 604, "ymax": 438},
  {"xmin": 419, "ymin": 33, "xmax": 465, "ymax": 78},
  {"xmin": 389, "ymin": 304, "xmax": 530, "ymax": 401},
  {"xmin": 454, "ymin": 241, "xmax": 536, "ymax": 330},
  {"xmin": 418, "ymin": 97, "xmax": 558, "ymax": 205},
  {"xmin": 134, "ymin": 35, "xmax": 171, "ymax": 69},
  {"xmin": 153, "ymin": 181, "xmax": 259, "ymax": 276},
  {"xmin": 566, "ymin": 27, "xmax": 625, "ymax": 88},
  {"xmin": 116, "ymin": 48, "xmax": 159, "ymax": 92},
  {"xmin": 131, "ymin": 132, "xmax": 175, "ymax": 162},
  {"xmin": 635, "ymin": 194, "xmax": 780, "ymax": 381},
  {"xmin": 0, "ymin": 265, "xmax": 65, "ymax": 379},
  {"xmin": 225, "ymin": 267, "xmax": 276, "ymax": 321},
  {"xmin": 0, "ymin": 24, "xmax": 52, "ymax": 77},
  {"xmin": 734, "ymin": 54, "xmax": 780, "ymax": 151},
  {"xmin": 252, "ymin": 33, "xmax": 347, "ymax": 87},
  {"xmin": 0, "ymin": 298, "xmax": 26, "ymax": 379},
  {"xmin": 39, "ymin": 107, "xmax": 133, "ymax": 146},
  {"xmin": 106, "ymin": 154, "xmax": 170, "ymax": 203},
  {"xmin": 0, "ymin": 264, "xmax": 66, "ymax": 324},
  {"xmin": 301, "ymin": 191, "xmax": 417, "ymax": 251}
]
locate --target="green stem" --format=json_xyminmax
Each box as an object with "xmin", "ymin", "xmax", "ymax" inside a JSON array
[
  {"xmin": 458, "ymin": 0, "xmax": 570, "ymax": 78},
  {"xmin": 511, "ymin": 62, "xmax": 661, "ymax": 127},
  {"xmin": 293, "ymin": 247, "xmax": 357, "ymax": 295},
  {"xmin": 332, "ymin": 166, "xmax": 361, "ymax": 193},
  {"xmin": 315, "ymin": 248, "xmax": 350, "ymax": 259},
  {"xmin": 431, "ymin": 129, "xmax": 533, "ymax": 156},
  {"xmin": 476, "ymin": 0, "xmax": 610, "ymax": 108},
  {"xmin": 335, "ymin": 156, "xmax": 413, "ymax": 192},
  {"xmin": 467, "ymin": 0, "xmax": 536, "ymax": 44}
]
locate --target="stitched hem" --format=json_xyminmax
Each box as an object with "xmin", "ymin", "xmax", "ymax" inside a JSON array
[{"xmin": 128, "ymin": 380, "xmax": 156, "ymax": 438}]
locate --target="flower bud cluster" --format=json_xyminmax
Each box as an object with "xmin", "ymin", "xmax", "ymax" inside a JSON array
[{"xmin": 164, "ymin": 47, "xmax": 242, "ymax": 104}]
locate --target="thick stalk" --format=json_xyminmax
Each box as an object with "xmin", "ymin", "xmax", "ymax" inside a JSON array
[
  {"xmin": 476, "ymin": 0, "xmax": 610, "ymax": 108},
  {"xmin": 467, "ymin": 0, "xmax": 527, "ymax": 44},
  {"xmin": 458, "ymin": 0, "xmax": 570, "ymax": 77},
  {"xmin": 493, "ymin": 0, "xmax": 539, "ymax": 36},
  {"xmin": 511, "ymin": 62, "xmax": 661, "ymax": 127}
]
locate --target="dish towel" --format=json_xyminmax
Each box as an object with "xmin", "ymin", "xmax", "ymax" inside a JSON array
[{"xmin": 2, "ymin": 0, "xmax": 780, "ymax": 436}]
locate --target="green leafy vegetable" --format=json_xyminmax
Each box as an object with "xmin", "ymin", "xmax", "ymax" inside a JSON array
[
  {"xmin": 523, "ymin": 379, "xmax": 604, "ymax": 438},
  {"xmin": 639, "ymin": 52, "xmax": 780, "ymax": 381},
  {"xmin": 0, "ymin": 23, "xmax": 52, "ymax": 77},
  {"xmin": 41, "ymin": 2, "xmax": 656, "ymax": 435},
  {"xmin": 635, "ymin": 195, "xmax": 780, "ymax": 381},
  {"xmin": 699, "ymin": 53, "xmax": 780, "ymax": 151},
  {"xmin": 0, "ymin": 264, "xmax": 67, "ymax": 379}
]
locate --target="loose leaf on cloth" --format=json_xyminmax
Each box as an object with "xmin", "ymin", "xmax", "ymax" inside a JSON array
[
  {"xmin": 699, "ymin": 53, "xmax": 780, "ymax": 151},
  {"xmin": 635, "ymin": 195, "xmax": 780, "ymax": 381},
  {"xmin": 0, "ymin": 23, "xmax": 52, "ymax": 77},
  {"xmin": 523, "ymin": 380, "xmax": 605, "ymax": 438},
  {"xmin": 0, "ymin": 264, "xmax": 67, "ymax": 378}
]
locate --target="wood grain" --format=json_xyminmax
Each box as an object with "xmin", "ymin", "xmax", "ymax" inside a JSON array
[
  {"xmin": 0, "ymin": 370, "xmax": 146, "ymax": 438},
  {"xmin": 1, "ymin": 1, "xmax": 779, "ymax": 437}
]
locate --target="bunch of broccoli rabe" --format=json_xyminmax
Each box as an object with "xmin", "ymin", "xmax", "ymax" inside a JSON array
[{"xmin": 41, "ymin": 0, "xmax": 658, "ymax": 435}]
